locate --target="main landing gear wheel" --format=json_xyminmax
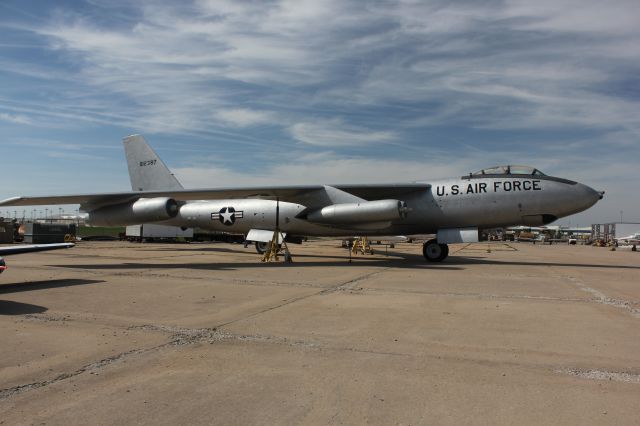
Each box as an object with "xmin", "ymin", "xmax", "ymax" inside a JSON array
[
  {"xmin": 423, "ymin": 239, "xmax": 449, "ymax": 262},
  {"xmin": 255, "ymin": 241, "xmax": 281, "ymax": 254},
  {"xmin": 255, "ymin": 241, "xmax": 269, "ymax": 254}
]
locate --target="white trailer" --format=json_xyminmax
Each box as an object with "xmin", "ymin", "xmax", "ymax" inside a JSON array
[{"xmin": 126, "ymin": 224, "xmax": 193, "ymax": 241}]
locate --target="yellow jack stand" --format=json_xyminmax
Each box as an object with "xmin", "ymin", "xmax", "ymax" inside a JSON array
[
  {"xmin": 351, "ymin": 237, "xmax": 373, "ymax": 256},
  {"xmin": 262, "ymin": 231, "xmax": 293, "ymax": 263}
]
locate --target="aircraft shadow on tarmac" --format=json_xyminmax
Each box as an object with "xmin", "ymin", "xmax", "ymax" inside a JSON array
[
  {"xmin": 121, "ymin": 245, "xmax": 640, "ymax": 270},
  {"xmin": 0, "ymin": 279, "xmax": 105, "ymax": 294},
  {"xmin": 45, "ymin": 252, "xmax": 640, "ymax": 271},
  {"xmin": 138, "ymin": 246, "xmax": 249, "ymax": 254},
  {"xmin": 47, "ymin": 256, "xmax": 463, "ymax": 271},
  {"xmin": 0, "ymin": 300, "xmax": 47, "ymax": 315}
]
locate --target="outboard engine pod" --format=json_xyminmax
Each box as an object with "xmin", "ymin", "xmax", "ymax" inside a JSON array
[
  {"xmin": 307, "ymin": 199, "xmax": 407, "ymax": 224},
  {"xmin": 132, "ymin": 197, "xmax": 179, "ymax": 219},
  {"xmin": 87, "ymin": 197, "xmax": 179, "ymax": 226}
]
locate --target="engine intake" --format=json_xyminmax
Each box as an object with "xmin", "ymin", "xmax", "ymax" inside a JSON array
[
  {"xmin": 87, "ymin": 197, "xmax": 179, "ymax": 226},
  {"xmin": 307, "ymin": 199, "xmax": 408, "ymax": 224}
]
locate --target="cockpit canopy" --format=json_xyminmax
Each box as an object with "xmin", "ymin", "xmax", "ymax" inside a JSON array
[{"xmin": 471, "ymin": 165, "xmax": 546, "ymax": 176}]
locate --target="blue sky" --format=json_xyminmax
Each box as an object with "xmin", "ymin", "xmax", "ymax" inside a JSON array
[{"xmin": 1, "ymin": 0, "xmax": 639, "ymax": 225}]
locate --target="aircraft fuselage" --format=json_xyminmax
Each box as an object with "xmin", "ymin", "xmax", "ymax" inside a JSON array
[{"xmin": 161, "ymin": 174, "xmax": 601, "ymax": 237}]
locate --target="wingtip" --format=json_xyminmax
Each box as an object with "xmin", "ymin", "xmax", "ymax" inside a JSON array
[{"xmin": 0, "ymin": 196, "xmax": 23, "ymax": 206}]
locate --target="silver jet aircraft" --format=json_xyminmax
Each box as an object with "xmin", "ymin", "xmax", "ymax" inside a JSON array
[{"xmin": 0, "ymin": 135, "xmax": 603, "ymax": 262}]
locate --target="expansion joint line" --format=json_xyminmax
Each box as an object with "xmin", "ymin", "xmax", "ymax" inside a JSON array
[{"xmin": 215, "ymin": 268, "xmax": 392, "ymax": 329}]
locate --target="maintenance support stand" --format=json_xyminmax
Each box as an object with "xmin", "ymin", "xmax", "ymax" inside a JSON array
[
  {"xmin": 261, "ymin": 198, "xmax": 293, "ymax": 263},
  {"xmin": 262, "ymin": 230, "xmax": 292, "ymax": 262},
  {"xmin": 348, "ymin": 236, "xmax": 374, "ymax": 263}
]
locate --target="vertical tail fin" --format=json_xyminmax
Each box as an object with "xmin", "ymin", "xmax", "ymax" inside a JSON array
[{"xmin": 123, "ymin": 135, "xmax": 184, "ymax": 191}]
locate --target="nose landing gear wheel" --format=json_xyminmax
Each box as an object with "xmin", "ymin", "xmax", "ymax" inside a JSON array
[{"xmin": 423, "ymin": 239, "xmax": 449, "ymax": 262}]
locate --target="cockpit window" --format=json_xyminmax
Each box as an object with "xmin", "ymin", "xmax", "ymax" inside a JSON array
[
  {"xmin": 471, "ymin": 165, "xmax": 545, "ymax": 176},
  {"xmin": 509, "ymin": 165, "xmax": 537, "ymax": 175},
  {"xmin": 473, "ymin": 166, "xmax": 508, "ymax": 175}
]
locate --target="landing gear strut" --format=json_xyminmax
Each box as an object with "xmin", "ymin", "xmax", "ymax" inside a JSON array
[{"xmin": 423, "ymin": 239, "xmax": 449, "ymax": 262}]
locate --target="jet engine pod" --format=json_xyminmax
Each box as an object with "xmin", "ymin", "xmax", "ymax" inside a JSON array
[
  {"xmin": 307, "ymin": 199, "xmax": 407, "ymax": 224},
  {"xmin": 87, "ymin": 197, "xmax": 179, "ymax": 226}
]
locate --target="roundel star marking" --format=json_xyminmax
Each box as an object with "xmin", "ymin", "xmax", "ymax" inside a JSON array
[{"xmin": 211, "ymin": 207, "xmax": 243, "ymax": 226}]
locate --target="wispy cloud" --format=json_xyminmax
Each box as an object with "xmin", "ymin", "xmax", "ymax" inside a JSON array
[
  {"xmin": 1, "ymin": 0, "xmax": 637, "ymax": 136},
  {"xmin": 173, "ymin": 154, "xmax": 474, "ymax": 187},
  {"xmin": 213, "ymin": 108, "xmax": 277, "ymax": 127},
  {"xmin": 0, "ymin": 111, "xmax": 31, "ymax": 125},
  {"xmin": 290, "ymin": 119, "xmax": 397, "ymax": 146}
]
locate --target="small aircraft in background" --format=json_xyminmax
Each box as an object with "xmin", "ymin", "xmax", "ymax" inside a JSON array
[
  {"xmin": 615, "ymin": 233, "xmax": 640, "ymax": 246},
  {"xmin": 0, "ymin": 243, "xmax": 74, "ymax": 274}
]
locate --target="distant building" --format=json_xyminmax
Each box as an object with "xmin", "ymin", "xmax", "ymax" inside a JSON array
[{"xmin": 591, "ymin": 222, "xmax": 640, "ymax": 243}]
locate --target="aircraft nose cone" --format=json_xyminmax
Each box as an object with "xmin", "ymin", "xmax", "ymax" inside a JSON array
[{"xmin": 577, "ymin": 183, "xmax": 602, "ymax": 209}]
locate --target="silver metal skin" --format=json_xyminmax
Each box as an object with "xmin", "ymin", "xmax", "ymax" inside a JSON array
[
  {"xmin": 88, "ymin": 197, "xmax": 179, "ymax": 226},
  {"xmin": 151, "ymin": 175, "xmax": 601, "ymax": 238},
  {"xmin": 123, "ymin": 135, "xmax": 183, "ymax": 191},
  {"xmin": 0, "ymin": 136, "xmax": 603, "ymax": 262}
]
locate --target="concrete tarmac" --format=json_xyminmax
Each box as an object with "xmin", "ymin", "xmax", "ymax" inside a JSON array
[{"xmin": 1, "ymin": 240, "xmax": 639, "ymax": 425}]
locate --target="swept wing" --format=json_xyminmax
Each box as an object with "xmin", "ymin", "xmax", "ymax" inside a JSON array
[{"xmin": 0, "ymin": 183, "xmax": 430, "ymax": 210}]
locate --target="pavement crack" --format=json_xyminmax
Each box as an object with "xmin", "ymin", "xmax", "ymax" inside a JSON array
[
  {"xmin": 557, "ymin": 368, "xmax": 640, "ymax": 384},
  {"xmin": 128, "ymin": 324, "xmax": 320, "ymax": 349},
  {"xmin": 1, "ymin": 325, "xmax": 232, "ymax": 400},
  {"xmin": 22, "ymin": 313, "xmax": 73, "ymax": 323},
  {"xmin": 319, "ymin": 268, "xmax": 390, "ymax": 295},
  {"xmin": 0, "ymin": 346, "xmax": 151, "ymax": 400},
  {"xmin": 214, "ymin": 268, "xmax": 391, "ymax": 328},
  {"xmin": 566, "ymin": 276, "xmax": 640, "ymax": 318},
  {"xmin": 358, "ymin": 287, "xmax": 588, "ymax": 303},
  {"xmin": 128, "ymin": 324, "xmax": 228, "ymax": 345}
]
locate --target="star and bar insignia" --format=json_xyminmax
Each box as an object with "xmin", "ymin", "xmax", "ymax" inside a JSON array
[{"xmin": 211, "ymin": 207, "xmax": 243, "ymax": 226}]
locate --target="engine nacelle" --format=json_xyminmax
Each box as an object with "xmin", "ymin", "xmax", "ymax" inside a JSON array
[
  {"xmin": 307, "ymin": 199, "xmax": 408, "ymax": 224},
  {"xmin": 87, "ymin": 197, "xmax": 179, "ymax": 226}
]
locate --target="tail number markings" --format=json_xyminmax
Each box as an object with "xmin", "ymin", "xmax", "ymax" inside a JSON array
[{"xmin": 139, "ymin": 160, "xmax": 157, "ymax": 167}]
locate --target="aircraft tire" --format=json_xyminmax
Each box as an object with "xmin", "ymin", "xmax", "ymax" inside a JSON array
[
  {"xmin": 423, "ymin": 239, "xmax": 449, "ymax": 262},
  {"xmin": 255, "ymin": 241, "xmax": 269, "ymax": 254},
  {"xmin": 255, "ymin": 241, "xmax": 281, "ymax": 254}
]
